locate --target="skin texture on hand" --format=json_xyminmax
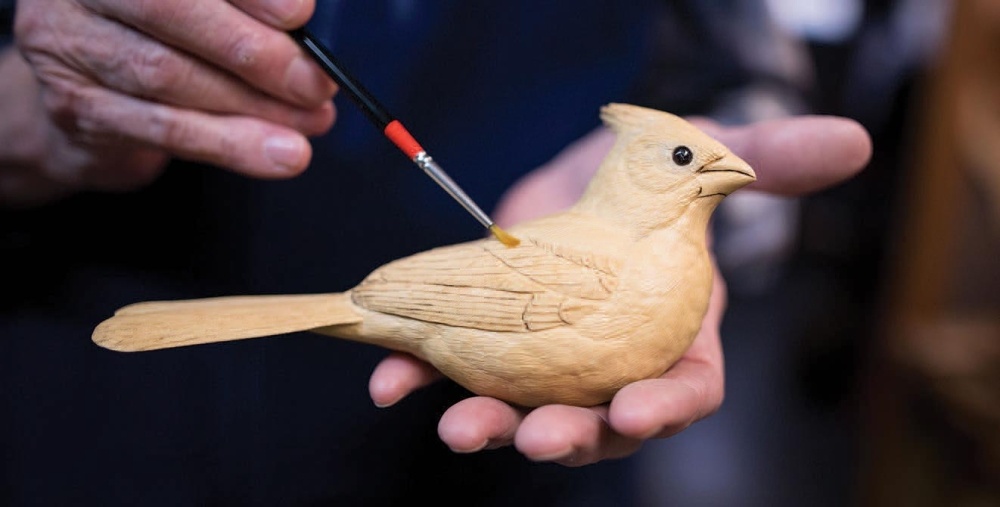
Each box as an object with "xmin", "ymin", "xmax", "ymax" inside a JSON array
[
  {"xmin": 2, "ymin": 0, "xmax": 336, "ymax": 207},
  {"xmin": 368, "ymin": 115, "xmax": 872, "ymax": 466}
]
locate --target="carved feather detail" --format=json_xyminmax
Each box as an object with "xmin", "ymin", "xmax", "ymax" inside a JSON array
[{"xmin": 350, "ymin": 237, "xmax": 616, "ymax": 332}]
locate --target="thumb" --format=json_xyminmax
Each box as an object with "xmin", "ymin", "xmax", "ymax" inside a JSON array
[{"xmin": 692, "ymin": 116, "xmax": 873, "ymax": 196}]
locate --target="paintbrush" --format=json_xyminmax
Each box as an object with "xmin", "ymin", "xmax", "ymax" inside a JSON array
[{"xmin": 289, "ymin": 28, "xmax": 520, "ymax": 247}]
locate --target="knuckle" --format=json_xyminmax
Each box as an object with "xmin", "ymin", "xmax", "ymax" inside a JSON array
[
  {"xmin": 222, "ymin": 28, "xmax": 267, "ymax": 71},
  {"xmin": 147, "ymin": 106, "xmax": 191, "ymax": 149},
  {"xmin": 127, "ymin": 47, "xmax": 189, "ymax": 98},
  {"xmin": 41, "ymin": 82, "xmax": 101, "ymax": 134},
  {"xmin": 215, "ymin": 132, "xmax": 243, "ymax": 166},
  {"xmin": 39, "ymin": 84, "xmax": 75, "ymax": 119},
  {"xmin": 11, "ymin": 0, "xmax": 52, "ymax": 39},
  {"xmin": 149, "ymin": 110, "xmax": 246, "ymax": 170},
  {"xmin": 12, "ymin": 7, "xmax": 39, "ymax": 43},
  {"xmin": 40, "ymin": 84, "xmax": 136, "ymax": 153},
  {"xmin": 13, "ymin": 8, "xmax": 58, "ymax": 57}
]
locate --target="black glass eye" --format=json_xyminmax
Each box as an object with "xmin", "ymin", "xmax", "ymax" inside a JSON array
[{"xmin": 672, "ymin": 146, "xmax": 693, "ymax": 166}]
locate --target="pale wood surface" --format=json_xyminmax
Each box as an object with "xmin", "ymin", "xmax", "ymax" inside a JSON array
[
  {"xmin": 92, "ymin": 104, "xmax": 755, "ymax": 407},
  {"xmin": 93, "ymin": 293, "xmax": 362, "ymax": 351}
]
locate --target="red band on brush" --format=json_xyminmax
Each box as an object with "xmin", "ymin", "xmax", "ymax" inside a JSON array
[{"xmin": 384, "ymin": 120, "xmax": 424, "ymax": 159}]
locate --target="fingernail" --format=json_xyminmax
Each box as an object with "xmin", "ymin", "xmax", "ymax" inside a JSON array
[
  {"xmin": 286, "ymin": 56, "xmax": 333, "ymax": 106},
  {"xmin": 264, "ymin": 135, "xmax": 305, "ymax": 172},
  {"xmin": 373, "ymin": 395, "xmax": 403, "ymax": 409},
  {"xmin": 449, "ymin": 440, "xmax": 489, "ymax": 454},
  {"xmin": 530, "ymin": 448, "xmax": 573, "ymax": 462},
  {"xmin": 370, "ymin": 378, "xmax": 405, "ymax": 408},
  {"xmin": 638, "ymin": 425, "xmax": 664, "ymax": 440},
  {"xmin": 263, "ymin": 0, "xmax": 304, "ymax": 24}
]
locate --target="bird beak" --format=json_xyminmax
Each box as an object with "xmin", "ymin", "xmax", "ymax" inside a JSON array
[{"xmin": 696, "ymin": 153, "xmax": 756, "ymax": 197}]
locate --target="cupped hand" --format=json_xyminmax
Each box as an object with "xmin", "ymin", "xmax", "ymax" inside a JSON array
[
  {"xmin": 368, "ymin": 114, "xmax": 872, "ymax": 466},
  {"xmin": 7, "ymin": 0, "xmax": 336, "ymax": 203}
]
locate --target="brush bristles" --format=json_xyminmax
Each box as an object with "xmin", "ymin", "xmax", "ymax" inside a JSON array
[{"xmin": 489, "ymin": 225, "xmax": 521, "ymax": 248}]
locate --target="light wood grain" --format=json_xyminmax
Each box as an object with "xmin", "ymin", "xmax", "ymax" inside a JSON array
[
  {"xmin": 92, "ymin": 104, "xmax": 755, "ymax": 407},
  {"xmin": 93, "ymin": 294, "xmax": 362, "ymax": 351}
]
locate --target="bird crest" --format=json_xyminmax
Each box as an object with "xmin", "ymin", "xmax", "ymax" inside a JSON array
[
  {"xmin": 600, "ymin": 103, "xmax": 668, "ymax": 134},
  {"xmin": 600, "ymin": 103, "xmax": 708, "ymax": 148}
]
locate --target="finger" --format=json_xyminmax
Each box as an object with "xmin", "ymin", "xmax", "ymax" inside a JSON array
[
  {"xmin": 18, "ymin": 3, "xmax": 332, "ymax": 136},
  {"xmin": 437, "ymin": 397, "xmax": 525, "ymax": 453},
  {"xmin": 368, "ymin": 353, "xmax": 443, "ymax": 408},
  {"xmin": 514, "ymin": 405, "xmax": 641, "ymax": 467},
  {"xmin": 608, "ymin": 360, "xmax": 724, "ymax": 439},
  {"xmin": 55, "ymin": 12, "xmax": 335, "ymax": 135},
  {"xmin": 48, "ymin": 83, "xmax": 312, "ymax": 177},
  {"xmin": 227, "ymin": 0, "xmax": 315, "ymax": 30},
  {"xmin": 82, "ymin": 0, "xmax": 336, "ymax": 107},
  {"xmin": 610, "ymin": 264, "xmax": 727, "ymax": 439},
  {"xmin": 695, "ymin": 116, "xmax": 873, "ymax": 196},
  {"xmin": 68, "ymin": 146, "xmax": 171, "ymax": 192}
]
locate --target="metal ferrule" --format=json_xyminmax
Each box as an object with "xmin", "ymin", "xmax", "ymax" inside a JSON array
[{"xmin": 412, "ymin": 152, "xmax": 493, "ymax": 229}]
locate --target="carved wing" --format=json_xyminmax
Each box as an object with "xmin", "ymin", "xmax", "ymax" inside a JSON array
[{"xmin": 350, "ymin": 238, "xmax": 621, "ymax": 333}]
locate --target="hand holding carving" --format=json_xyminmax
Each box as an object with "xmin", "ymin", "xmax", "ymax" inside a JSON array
[{"xmin": 405, "ymin": 112, "xmax": 872, "ymax": 464}]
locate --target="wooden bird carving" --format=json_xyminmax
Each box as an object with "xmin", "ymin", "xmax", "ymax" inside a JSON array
[{"xmin": 93, "ymin": 103, "xmax": 756, "ymax": 407}]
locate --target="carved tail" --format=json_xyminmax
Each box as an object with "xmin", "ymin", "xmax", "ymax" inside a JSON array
[{"xmin": 92, "ymin": 293, "xmax": 363, "ymax": 352}]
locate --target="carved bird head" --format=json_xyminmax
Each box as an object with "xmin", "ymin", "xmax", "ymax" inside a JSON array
[{"xmin": 574, "ymin": 103, "xmax": 756, "ymax": 236}]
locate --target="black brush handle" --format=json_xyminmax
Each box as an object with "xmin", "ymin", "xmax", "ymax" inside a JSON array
[{"xmin": 289, "ymin": 28, "xmax": 393, "ymax": 130}]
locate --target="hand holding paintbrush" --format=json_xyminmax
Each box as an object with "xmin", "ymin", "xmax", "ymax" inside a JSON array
[{"xmin": 8, "ymin": 0, "xmax": 337, "ymax": 206}]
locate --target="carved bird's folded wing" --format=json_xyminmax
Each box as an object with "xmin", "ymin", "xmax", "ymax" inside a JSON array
[{"xmin": 350, "ymin": 238, "xmax": 620, "ymax": 333}]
